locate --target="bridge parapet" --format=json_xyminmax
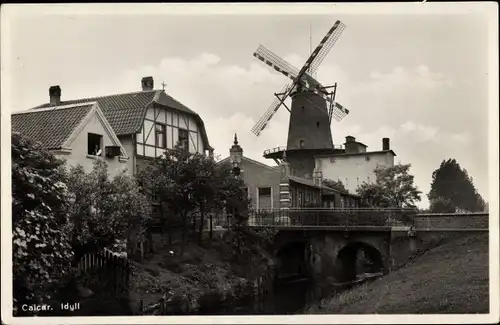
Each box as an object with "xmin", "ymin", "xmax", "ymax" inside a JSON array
[
  {"xmin": 247, "ymin": 209, "xmax": 490, "ymax": 231},
  {"xmin": 413, "ymin": 212, "xmax": 489, "ymax": 230},
  {"xmin": 248, "ymin": 208, "xmax": 417, "ymax": 228}
]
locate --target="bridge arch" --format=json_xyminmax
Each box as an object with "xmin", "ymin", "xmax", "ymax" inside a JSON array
[
  {"xmin": 275, "ymin": 240, "xmax": 310, "ymax": 281},
  {"xmin": 335, "ymin": 241, "xmax": 386, "ymax": 282}
]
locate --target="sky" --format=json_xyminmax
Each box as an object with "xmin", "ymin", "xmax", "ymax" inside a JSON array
[{"xmin": 1, "ymin": 4, "xmax": 495, "ymax": 208}]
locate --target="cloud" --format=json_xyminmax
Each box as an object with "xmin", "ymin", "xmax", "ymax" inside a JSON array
[
  {"xmin": 359, "ymin": 65, "xmax": 453, "ymax": 94},
  {"xmin": 72, "ymin": 53, "xmax": 486, "ymax": 209},
  {"xmin": 400, "ymin": 121, "xmax": 439, "ymax": 142}
]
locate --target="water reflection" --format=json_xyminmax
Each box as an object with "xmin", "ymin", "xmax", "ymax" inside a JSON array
[{"xmin": 239, "ymin": 277, "xmax": 333, "ymax": 315}]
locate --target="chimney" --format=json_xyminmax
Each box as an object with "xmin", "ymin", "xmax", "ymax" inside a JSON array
[
  {"xmin": 313, "ymin": 168, "xmax": 323, "ymax": 187},
  {"xmin": 344, "ymin": 135, "xmax": 358, "ymax": 154},
  {"xmin": 49, "ymin": 86, "xmax": 61, "ymax": 106},
  {"xmin": 383, "ymin": 138, "xmax": 390, "ymax": 151},
  {"xmin": 141, "ymin": 76, "xmax": 154, "ymax": 91}
]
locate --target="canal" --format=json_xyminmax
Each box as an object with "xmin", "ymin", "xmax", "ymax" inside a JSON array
[
  {"xmin": 208, "ymin": 277, "xmax": 351, "ymax": 315},
  {"xmin": 209, "ymin": 273, "xmax": 382, "ymax": 315}
]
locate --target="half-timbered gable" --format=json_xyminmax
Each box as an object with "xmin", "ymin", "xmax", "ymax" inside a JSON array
[
  {"xmin": 136, "ymin": 99, "xmax": 209, "ymax": 159},
  {"xmin": 30, "ymin": 76, "xmax": 213, "ymax": 175}
]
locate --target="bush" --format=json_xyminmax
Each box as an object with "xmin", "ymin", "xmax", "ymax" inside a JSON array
[
  {"xmin": 11, "ymin": 132, "xmax": 74, "ymax": 315},
  {"xmin": 66, "ymin": 160, "xmax": 151, "ymax": 258}
]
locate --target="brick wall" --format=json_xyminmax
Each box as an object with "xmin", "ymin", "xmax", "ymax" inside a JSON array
[
  {"xmin": 413, "ymin": 213, "xmax": 489, "ymax": 229},
  {"xmin": 239, "ymin": 158, "xmax": 281, "ymax": 209}
]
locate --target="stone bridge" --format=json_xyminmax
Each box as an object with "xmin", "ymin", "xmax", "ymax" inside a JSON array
[{"xmin": 248, "ymin": 209, "xmax": 489, "ymax": 283}]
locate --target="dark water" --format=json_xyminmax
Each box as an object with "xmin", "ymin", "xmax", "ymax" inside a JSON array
[{"xmin": 217, "ymin": 277, "xmax": 340, "ymax": 315}]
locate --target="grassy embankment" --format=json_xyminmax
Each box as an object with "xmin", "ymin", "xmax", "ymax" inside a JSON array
[
  {"xmin": 307, "ymin": 233, "xmax": 489, "ymax": 314},
  {"xmin": 128, "ymin": 231, "xmax": 274, "ymax": 314}
]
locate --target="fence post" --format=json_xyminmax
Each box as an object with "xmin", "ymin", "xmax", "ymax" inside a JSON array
[
  {"xmin": 159, "ymin": 297, "xmax": 165, "ymax": 315},
  {"xmin": 126, "ymin": 261, "xmax": 130, "ymax": 290}
]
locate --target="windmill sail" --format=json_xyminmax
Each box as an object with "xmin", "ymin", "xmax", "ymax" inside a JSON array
[
  {"xmin": 308, "ymin": 21, "xmax": 346, "ymax": 75},
  {"xmin": 254, "ymin": 45, "xmax": 299, "ymax": 80},
  {"xmin": 251, "ymin": 84, "xmax": 292, "ymax": 136},
  {"xmin": 251, "ymin": 19, "xmax": 350, "ymax": 137},
  {"xmin": 331, "ymin": 102, "xmax": 349, "ymax": 121},
  {"xmin": 295, "ymin": 20, "xmax": 346, "ymax": 80}
]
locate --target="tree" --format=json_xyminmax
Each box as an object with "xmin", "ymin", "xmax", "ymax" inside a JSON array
[
  {"xmin": 428, "ymin": 158, "xmax": 485, "ymax": 212},
  {"xmin": 11, "ymin": 132, "xmax": 74, "ymax": 314},
  {"xmin": 138, "ymin": 145, "xmax": 198, "ymax": 254},
  {"xmin": 138, "ymin": 145, "xmax": 250, "ymax": 251},
  {"xmin": 322, "ymin": 178, "xmax": 347, "ymax": 192},
  {"xmin": 356, "ymin": 182, "xmax": 390, "ymax": 207},
  {"xmin": 356, "ymin": 163, "xmax": 422, "ymax": 208},
  {"xmin": 65, "ymin": 159, "xmax": 151, "ymax": 259},
  {"xmin": 216, "ymin": 161, "xmax": 250, "ymax": 226},
  {"xmin": 428, "ymin": 196, "xmax": 456, "ymax": 213}
]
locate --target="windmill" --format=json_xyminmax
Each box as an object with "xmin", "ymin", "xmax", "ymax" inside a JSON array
[{"xmin": 251, "ymin": 20, "xmax": 350, "ymax": 170}]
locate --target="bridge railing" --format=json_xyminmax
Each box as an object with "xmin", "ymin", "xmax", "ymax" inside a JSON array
[
  {"xmin": 248, "ymin": 208, "xmax": 417, "ymax": 228},
  {"xmin": 247, "ymin": 209, "xmax": 490, "ymax": 230}
]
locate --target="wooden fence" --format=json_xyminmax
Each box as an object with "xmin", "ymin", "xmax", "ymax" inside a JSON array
[{"xmin": 76, "ymin": 249, "xmax": 131, "ymax": 295}]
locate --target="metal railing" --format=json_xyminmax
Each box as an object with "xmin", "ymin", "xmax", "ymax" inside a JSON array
[
  {"xmin": 263, "ymin": 146, "xmax": 287, "ymax": 156},
  {"xmin": 247, "ymin": 208, "xmax": 416, "ymax": 228},
  {"xmin": 247, "ymin": 209, "xmax": 490, "ymax": 231},
  {"xmin": 263, "ymin": 144, "xmax": 346, "ymax": 156}
]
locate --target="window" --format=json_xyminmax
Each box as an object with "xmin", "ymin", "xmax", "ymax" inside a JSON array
[
  {"xmin": 306, "ymin": 193, "xmax": 311, "ymax": 202},
  {"xmin": 151, "ymin": 189, "xmax": 159, "ymax": 204},
  {"xmin": 316, "ymin": 122, "xmax": 320, "ymax": 128},
  {"xmin": 178, "ymin": 128, "xmax": 189, "ymax": 153},
  {"xmin": 365, "ymin": 156, "xmax": 371, "ymax": 162},
  {"xmin": 258, "ymin": 187, "xmax": 271, "ymax": 196},
  {"xmin": 258, "ymin": 187, "xmax": 272, "ymax": 209},
  {"xmin": 299, "ymin": 140, "xmax": 305, "ymax": 148},
  {"xmin": 88, "ymin": 133, "xmax": 103, "ymax": 156},
  {"xmin": 155, "ymin": 123, "xmax": 166, "ymax": 148}
]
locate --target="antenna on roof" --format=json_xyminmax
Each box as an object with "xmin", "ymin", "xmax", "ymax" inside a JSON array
[
  {"xmin": 161, "ymin": 81, "xmax": 167, "ymax": 90},
  {"xmin": 309, "ymin": 20, "xmax": 312, "ymax": 56}
]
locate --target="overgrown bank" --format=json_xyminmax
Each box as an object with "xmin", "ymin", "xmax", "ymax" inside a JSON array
[
  {"xmin": 306, "ymin": 233, "xmax": 489, "ymax": 314},
  {"xmin": 129, "ymin": 229, "xmax": 276, "ymax": 315}
]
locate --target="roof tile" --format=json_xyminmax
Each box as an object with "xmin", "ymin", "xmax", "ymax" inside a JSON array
[
  {"xmin": 32, "ymin": 89, "xmax": 209, "ymax": 147},
  {"xmin": 12, "ymin": 104, "xmax": 94, "ymax": 149},
  {"xmin": 33, "ymin": 90, "xmax": 163, "ymax": 135}
]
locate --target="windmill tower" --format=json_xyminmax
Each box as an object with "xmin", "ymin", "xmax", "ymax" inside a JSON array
[{"xmin": 251, "ymin": 20, "xmax": 350, "ymax": 178}]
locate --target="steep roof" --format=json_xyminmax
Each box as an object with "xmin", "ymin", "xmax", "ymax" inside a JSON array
[
  {"xmin": 12, "ymin": 103, "xmax": 95, "ymax": 150},
  {"xmin": 217, "ymin": 155, "xmax": 279, "ymax": 172},
  {"xmin": 31, "ymin": 89, "xmax": 207, "ymax": 145}
]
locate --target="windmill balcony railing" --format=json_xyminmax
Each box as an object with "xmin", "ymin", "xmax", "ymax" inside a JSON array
[
  {"xmin": 247, "ymin": 208, "xmax": 418, "ymax": 228},
  {"xmin": 263, "ymin": 144, "xmax": 346, "ymax": 156},
  {"xmin": 263, "ymin": 146, "xmax": 287, "ymax": 156}
]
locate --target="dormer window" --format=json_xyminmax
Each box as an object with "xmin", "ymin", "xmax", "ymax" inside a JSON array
[{"xmin": 88, "ymin": 133, "xmax": 103, "ymax": 156}]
